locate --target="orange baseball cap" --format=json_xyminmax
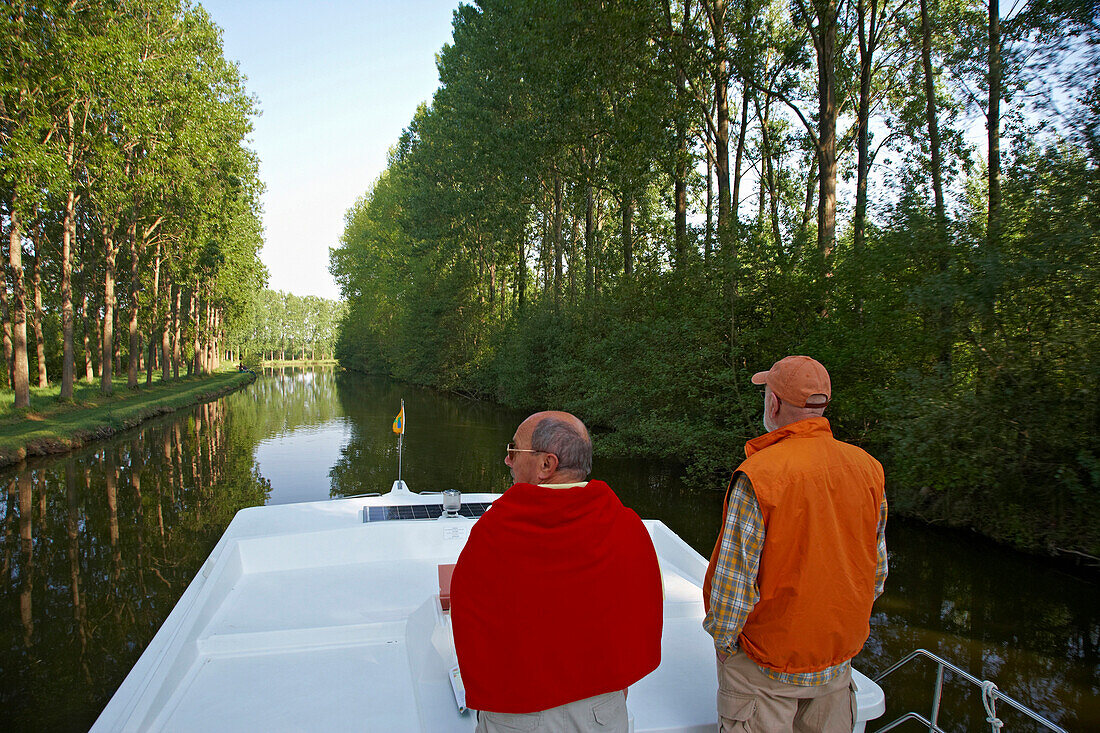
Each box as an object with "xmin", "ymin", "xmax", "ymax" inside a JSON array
[{"xmin": 751, "ymin": 355, "xmax": 831, "ymax": 408}]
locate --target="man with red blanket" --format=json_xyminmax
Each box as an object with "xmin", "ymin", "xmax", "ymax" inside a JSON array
[{"xmin": 451, "ymin": 411, "xmax": 663, "ymax": 732}]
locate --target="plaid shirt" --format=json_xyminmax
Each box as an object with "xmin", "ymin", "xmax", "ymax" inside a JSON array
[{"xmin": 703, "ymin": 472, "xmax": 889, "ymax": 686}]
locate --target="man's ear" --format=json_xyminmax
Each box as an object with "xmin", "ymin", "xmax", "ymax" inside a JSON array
[{"xmin": 538, "ymin": 452, "xmax": 560, "ymax": 481}]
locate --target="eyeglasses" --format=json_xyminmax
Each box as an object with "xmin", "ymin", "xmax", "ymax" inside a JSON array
[{"xmin": 506, "ymin": 442, "xmax": 545, "ymax": 456}]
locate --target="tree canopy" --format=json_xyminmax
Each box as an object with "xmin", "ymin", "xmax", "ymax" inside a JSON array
[
  {"xmin": 330, "ymin": 0, "xmax": 1099, "ymax": 559},
  {"xmin": 1, "ymin": 0, "xmax": 268, "ymax": 398},
  {"xmin": 234, "ymin": 290, "xmax": 345, "ymax": 362}
]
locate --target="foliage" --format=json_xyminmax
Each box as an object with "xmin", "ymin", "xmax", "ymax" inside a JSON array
[
  {"xmin": 0, "ymin": 0, "xmax": 268, "ymax": 399},
  {"xmin": 235, "ymin": 289, "xmax": 345, "ymax": 361},
  {"xmin": 329, "ymin": 0, "xmax": 1100, "ymax": 558}
]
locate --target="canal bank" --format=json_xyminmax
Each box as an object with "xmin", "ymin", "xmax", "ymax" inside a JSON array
[{"xmin": 0, "ymin": 371, "xmax": 256, "ymax": 468}]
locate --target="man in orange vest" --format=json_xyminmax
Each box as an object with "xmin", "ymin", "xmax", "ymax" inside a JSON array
[{"xmin": 703, "ymin": 356, "xmax": 887, "ymax": 732}]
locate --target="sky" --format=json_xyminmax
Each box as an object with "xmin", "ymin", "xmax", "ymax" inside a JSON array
[{"xmin": 198, "ymin": 0, "xmax": 463, "ymax": 301}]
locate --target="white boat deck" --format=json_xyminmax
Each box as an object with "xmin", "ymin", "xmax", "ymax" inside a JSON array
[{"xmin": 93, "ymin": 489, "xmax": 885, "ymax": 732}]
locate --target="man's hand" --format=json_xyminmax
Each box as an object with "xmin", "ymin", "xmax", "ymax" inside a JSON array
[{"xmin": 716, "ymin": 648, "xmax": 730, "ymax": 663}]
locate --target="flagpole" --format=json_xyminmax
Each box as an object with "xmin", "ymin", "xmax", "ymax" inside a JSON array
[{"xmin": 397, "ymin": 399, "xmax": 404, "ymax": 485}]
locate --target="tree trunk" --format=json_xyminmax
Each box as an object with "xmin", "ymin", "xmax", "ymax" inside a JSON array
[
  {"xmin": 594, "ymin": 195, "xmax": 604, "ymax": 293},
  {"xmin": 755, "ymin": 94, "xmax": 783, "ymax": 251},
  {"xmin": 673, "ymin": 0, "xmax": 692, "ymax": 267},
  {"xmin": 987, "ymin": 0, "xmax": 1001, "ymax": 246},
  {"xmin": 205, "ymin": 302, "xmax": 214, "ymax": 372},
  {"xmin": 516, "ymin": 234, "xmax": 527, "ymax": 312},
  {"xmin": 101, "ymin": 224, "xmax": 117, "ymax": 396},
  {"xmin": 920, "ymin": 0, "xmax": 946, "ymax": 236},
  {"xmin": 30, "ymin": 248, "xmax": 47, "ymax": 388},
  {"xmin": 552, "ymin": 171, "xmax": 563, "ymax": 299},
  {"xmin": 0, "ymin": 271, "xmax": 12, "ymax": 389},
  {"xmin": 147, "ymin": 241, "xmax": 161, "ymax": 385},
  {"xmin": 162, "ymin": 282, "xmax": 172, "ymax": 382},
  {"xmin": 585, "ymin": 171, "xmax": 595, "ymax": 299},
  {"xmin": 212, "ymin": 308, "xmax": 221, "ymax": 371},
  {"xmin": 567, "ymin": 214, "xmax": 579, "ymax": 304},
  {"xmin": 710, "ymin": 0, "xmax": 733, "ymax": 257},
  {"xmin": 538, "ymin": 204, "xmax": 551, "ymax": 291},
  {"xmin": 82, "ymin": 289, "xmax": 94, "ymax": 383},
  {"xmin": 705, "ymin": 154, "xmax": 713, "ymax": 261},
  {"xmin": 798, "ymin": 161, "xmax": 820, "ymax": 244},
  {"xmin": 96, "ymin": 315, "xmax": 103, "ymax": 378},
  {"xmin": 8, "ymin": 207, "xmax": 30, "ymax": 408},
  {"xmin": 621, "ymin": 190, "xmax": 634, "ymax": 277},
  {"xmin": 60, "ymin": 111, "xmax": 78, "ymax": 399},
  {"xmin": 854, "ymin": 0, "xmax": 876, "ymax": 254},
  {"xmin": 732, "ymin": 81, "xmax": 750, "ymax": 240},
  {"xmin": 127, "ymin": 225, "xmax": 141, "ymax": 388},
  {"xmin": 191, "ymin": 292, "xmax": 201, "ymax": 375},
  {"xmin": 173, "ymin": 287, "xmax": 182, "ymax": 379},
  {"xmin": 920, "ymin": 0, "xmax": 952, "ymax": 364},
  {"xmin": 814, "ymin": 0, "xmax": 840, "ymax": 261}
]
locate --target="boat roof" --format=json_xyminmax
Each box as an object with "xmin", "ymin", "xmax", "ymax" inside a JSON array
[{"xmin": 93, "ymin": 486, "xmax": 885, "ymax": 732}]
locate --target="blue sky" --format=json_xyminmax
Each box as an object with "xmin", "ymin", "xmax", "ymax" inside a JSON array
[{"xmin": 198, "ymin": 0, "xmax": 463, "ymax": 300}]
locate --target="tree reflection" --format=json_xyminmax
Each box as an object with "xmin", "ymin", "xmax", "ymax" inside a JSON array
[
  {"xmin": 0, "ymin": 399, "xmax": 270, "ymax": 731},
  {"xmin": 855, "ymin": 520, "xmax": 1100, "ymax": 731},
  {"xmin": 328, "ymin": 372, "xmax": 524, "ymax": 497}
]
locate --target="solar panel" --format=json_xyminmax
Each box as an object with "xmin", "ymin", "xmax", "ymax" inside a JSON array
[{"xmin": 363, "ymin": 502, "xmax": 494, "ymax": 523}]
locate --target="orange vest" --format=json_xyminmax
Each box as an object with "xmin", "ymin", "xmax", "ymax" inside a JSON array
[{"xmin": 704, "ymin": 417, "xmax": 884, "ymax": 674}]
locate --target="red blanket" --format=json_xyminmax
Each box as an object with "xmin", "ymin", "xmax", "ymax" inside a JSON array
[{"xmin": 451, "ymin": 480, "xmax": 663, "ymax": 714}]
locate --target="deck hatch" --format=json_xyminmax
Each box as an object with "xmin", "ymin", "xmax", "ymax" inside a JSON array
[{"xmin": 363, "ymin": 502, "xmax": 493, "ymax": 523}]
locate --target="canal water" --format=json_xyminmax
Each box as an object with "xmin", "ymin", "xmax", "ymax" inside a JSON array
[{"xmin": 0, "ymin": 368, "xmax": 1096, "ymax": 731}]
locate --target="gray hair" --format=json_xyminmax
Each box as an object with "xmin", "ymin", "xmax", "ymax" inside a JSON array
[{"xmin": 531, "ymin": 417, "xmax": 592, "ymax": 477}]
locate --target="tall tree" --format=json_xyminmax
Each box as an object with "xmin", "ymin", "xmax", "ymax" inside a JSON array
[
  {"xmin": 706, "ymin": 0, "xmax": 734, "ymax": 255},
  {"xmin": 987, "ymin": 0, "xmax": 1001, "ymax": 246},
  {"xmin": 796, "ymin": 0, "xmax": 845, "ymax": 259},
  {"xmin": 919, "ymin": 0, "xmax": 946, "ymax": 238},
  {"xmin": 854, "ymin": 0, "xmax": 907, "ymax": 252},
  {"xmin": 7, "ymin": 211, "xmax": 30, "ymax": 407}
]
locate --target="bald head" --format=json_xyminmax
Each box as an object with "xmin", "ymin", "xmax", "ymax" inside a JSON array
[{"xmin": 508, "ymin": 411, "xmax": 592, "ymax": 484}]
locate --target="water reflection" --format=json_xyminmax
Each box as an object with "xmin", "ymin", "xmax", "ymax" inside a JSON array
[
  {"xmin": 857, "ymin": 521, "xmax": 1100, "ymax": 731},
  {"xmin": 0, "ymin": 368, "xmax": 1095, "ymax": 731},
  {"xmin": 329, "ymin": 372, "xmax": 527, "ymax": 498},
  {"xmin": 0, "ymin": 400, "xmax": 269, "ymax": 731},
  {"xmin": 248, "ymin": 368, "xmax": 354, "ymax": 504}
]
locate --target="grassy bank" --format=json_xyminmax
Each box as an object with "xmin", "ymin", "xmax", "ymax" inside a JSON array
[{"xmin": 0, "ymin": 371, "xmax": 256, "ymax": 467}]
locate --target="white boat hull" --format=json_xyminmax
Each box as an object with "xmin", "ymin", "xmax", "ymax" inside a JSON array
[{"xmin": 93, "ymin": 492, "xmax": 885, "ymax": 732}]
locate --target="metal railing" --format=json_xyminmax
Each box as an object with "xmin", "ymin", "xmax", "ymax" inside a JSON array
[{"xmin": 871, "ymin": 649, "xmax": 1066, "ymax": 733}]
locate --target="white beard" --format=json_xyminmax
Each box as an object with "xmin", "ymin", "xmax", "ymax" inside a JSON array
[{"xmin": 763, "ymin": 413, "xmax": 778, "ymax": 433}]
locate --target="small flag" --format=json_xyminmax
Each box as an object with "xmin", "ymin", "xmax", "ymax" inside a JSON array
[{"xmin": 392, "ymin": 403, "xmax": 404, "ymax": 435}]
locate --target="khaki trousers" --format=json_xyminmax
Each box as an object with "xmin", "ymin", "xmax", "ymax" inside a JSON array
[
  {"xmin": 475, "ymin": 691, "xmax": 629, "ymax": 733},
  {"xmin": 717, "ymin": 651, "xmax": 856, "ymax": 733}
]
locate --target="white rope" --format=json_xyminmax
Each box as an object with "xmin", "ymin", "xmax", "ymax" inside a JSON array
[{"xmin": 981, "ymin": 680, "xmax": 1004, "ymax": 731}]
